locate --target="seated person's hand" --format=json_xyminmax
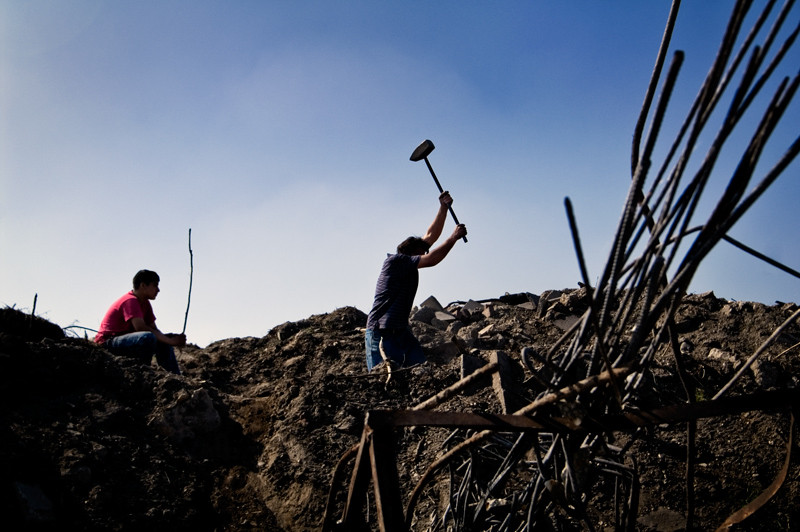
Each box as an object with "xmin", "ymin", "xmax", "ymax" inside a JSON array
[{"xmin": 166, "ymin": 333, "xmax": 187, "ymax": 347}]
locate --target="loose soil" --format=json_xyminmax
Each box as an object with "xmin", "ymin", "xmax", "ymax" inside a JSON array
[{"xmin": 1, "ymin": 289, "xmax": 798, "ymax": 531}]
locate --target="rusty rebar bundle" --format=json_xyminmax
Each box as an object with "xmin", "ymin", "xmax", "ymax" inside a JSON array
[{"xmin": 323, "ymin": 1, "xmax": 800, "ymax": 530}]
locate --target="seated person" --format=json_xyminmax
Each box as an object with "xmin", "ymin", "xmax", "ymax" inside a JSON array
[{"xmin": 94, "ymin": 269, "xmax": 186, "ymax": 374}]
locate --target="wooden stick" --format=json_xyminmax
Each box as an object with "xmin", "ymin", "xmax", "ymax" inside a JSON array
[
  {"xmin": 182, "ymin": 228, "xmax": 193, "ymax": 335},
  {"xmin": 411, "ymin": 361, "xmax": 499, "ymax": 411}
]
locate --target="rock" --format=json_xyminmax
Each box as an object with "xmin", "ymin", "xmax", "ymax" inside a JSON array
[
  {"xmin": 150, "ymin": 388, "xmax": 221, "ymax": 443},
  {"xmin": 284, "ymin": 355, "xmax": 305, "ymax": 368},
  {"xmin": 411, "ymin": 306, "xmax": 438, "ymax": 324},
  {"xmin": 751, "ymin": 359, "xmax": 778, "ymax": 388},
  {"xmin": 540, "ymin": 289, "xmax": 564, "ymax": 303},
  {"xmin": 637, "ymin": 507, "xmax": 685, "ymax": 531},
  {"xmin": 275, "ymin": 321, "xmax": 301, "ymax": 342},
  {"xmin": 478, "ymin": 324, "xmax": 495, "ymax": 337},
  {"xmin": 460, "ymin": 353, "xmax": 486, "ymax": 380},
  {"xmin": 446, "ymin": 321, "xmax": 464, "ymax": 336},
  {"xmin": 457, "ymin": 300, "xmax": 486, "ymax": 322},
  {"xmin": 420, "ymin": 295, "xmax": 444, "ymax": 311},
  {"xmin": 431, "ymin": 311, "xmax": 457, "ymax": 330},
  {"xmin": 428, "ymin": 339, "xmax": 461, "ymax": 359},
  {"xmin": 334, "ymin": 415, "xmax": 358, "ymax": 433},
  {"xmin": 559, "ymin": 288, "xmax": 588, "ymax": 311},
  {"xmin": 544, "ymin": 300, "xmax": 571, "ymax": 320},
  {"xmin": 490, "ymin": 351, "xmax": 524, "ymax": 414},
  {"xmin": 680, "ymin": 340, "xmax": 694, "ymax": 355},
  {"xmin": 13, "ymin": 482, "xmax": 55, "ymax": 525},
  {"xmin": 0, "ymin": 307, "xmax": 65, "ymax": 341},
  {"xmin": 708, "ymin": 347, "xmax": 735, "ymax": 363},
  {"xmin": 456, "ymin": 324, "xmax": 480, "ymax": 348},
  {"xmin": 461, "ymin": 299, "xmax": 484, "ymax": 314},
  {"xmin": 553, "ymin": 315, "xmax": 580, "ymax": 332},
  {"xmin": 482, "ymin": 303, "xmax": 498, "ymax": 319}
]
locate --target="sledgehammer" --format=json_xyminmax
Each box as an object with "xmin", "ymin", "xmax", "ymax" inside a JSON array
[{"xmin": 410, "ymin": 139, "xmax": 467, "ymax": 242}]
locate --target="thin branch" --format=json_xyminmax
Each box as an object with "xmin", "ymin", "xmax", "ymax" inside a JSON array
[{"xmin": 182, "ymin": 228, "xmax": 194, "ymax": 335}]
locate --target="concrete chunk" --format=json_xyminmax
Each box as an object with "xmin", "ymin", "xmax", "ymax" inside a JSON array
[
  {"xmin": 431, "ymin": 311, "xmax": 457, "ymax": 330},
  {"xmin": 434, "ymin": 311, "xmax": 456, "ymax": 322},
  {"xmin": 462, "ymin": 299, "xmax": 483, "ymax": 312},
  {"xmin": 553, "ymin": 315, "xmax": 580, "ymax": 332},
  {"xmin": 420, "ymin": 295, "xmax": 444, "ymax": 311},
  {"xmin": 478, "ymin": 324, "xmax": 495, "ymax": 337},
  {"xmin": 460, "ymin": 353, "xmax": 486, "ymax": 380},
  {"xmin": 482, "ymin": 304, "xmax": 498, "ymax": 319},
  {"xmin": 490, "ymin": 351, "xmax": 522, "ymax": 414},
  {"xmin": 411, "ymin": 306, "xmax": 437, "ymax": 324}
]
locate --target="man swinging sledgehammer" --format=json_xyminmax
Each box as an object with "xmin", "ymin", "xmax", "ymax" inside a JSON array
[{"xmin": 365, "ymin": 191, "xmax": 467, "ymax": 371}]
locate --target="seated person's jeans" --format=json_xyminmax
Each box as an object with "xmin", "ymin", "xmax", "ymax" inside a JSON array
[
  {"xmin": 104, "ymin": 331, "xmax": 181, "ymax": 374},
  {"xmin": 365, "ymin": 327, "xmax": 425, "ymax": 372}
]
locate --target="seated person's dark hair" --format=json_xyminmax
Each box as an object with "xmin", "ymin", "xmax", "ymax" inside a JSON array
[{"xmin": 133, "ymin": 269, "xmax": 160, "ymax": 289}]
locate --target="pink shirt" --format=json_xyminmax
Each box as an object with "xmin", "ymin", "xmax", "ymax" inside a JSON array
[{"xmin": 94, "ymin": 291, "xmax": 156, "ymax": 344}]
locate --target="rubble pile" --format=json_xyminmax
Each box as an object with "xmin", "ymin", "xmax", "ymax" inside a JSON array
[{"xmin": 1, "ymin": 289, "xmax": 799, "ymax": 530}]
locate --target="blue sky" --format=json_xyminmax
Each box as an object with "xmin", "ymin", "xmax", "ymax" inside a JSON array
[{"xmin": 2, "ymin": 2, "xmax": 798, "ymax": 347}]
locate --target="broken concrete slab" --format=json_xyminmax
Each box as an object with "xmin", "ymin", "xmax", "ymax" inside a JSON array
[
  {"xmin": 539, "ymin": 290, "xmax": 564, "ymax": 303},
  {"xmin": 434, "ymin": 311, "xmax": 456, "ymax": 322},
  {"xmin": 461, "ymin": 300, "xmax": 484, "ymax": 314},
  {"xmin": 459, "ymin": 353, "xmax": 490, "ymax": 395},
  {"xmin": 481, "ymin": 303, "xmax": 499, "ymax": 319},
  {"xmin": 428, "ymin": 341, "xmax": 461, "ymax": 360},
  {"xmin": 420, "ymin": 295, "xmax": 444, "ymax": 311},
  {"xmin": 553, "ymin": 315, "xmax": 580, "ymax": 332},
  {"xmin": 751, "ymin": 359, "xmax": 778, "ymax": 388},
  {"xmin": 411, "ymin": 306, "xmax": 437, "ymax": 324},
  {"xmin": 431, "ymin": 311, "xmax": 457, "ymax": 330},
  {"xmin": 447, "ymin": 321, "xmax": 464, "ymax": 336},
  {"xmin": 455, "ymin": 325, "xmax": 480, "ymax": 348},
  {"xmin": 455, "ymin": 299, "xmax": 484, "ymax": 320},
  {"xmin": 490, "ymin": 350, "xmax": 524, "ymax": 414},
  {"xmin": 538, "ymin": 289, "xmax": 577, "ymax": 318},
  {"xmin": 460, "ymin": 353, "xmax": 485, "ymax": 379}
]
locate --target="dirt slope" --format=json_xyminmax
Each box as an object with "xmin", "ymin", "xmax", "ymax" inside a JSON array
[{"xmin": 1, "ymin": 290, "xmax": 798, "ymax": 531}]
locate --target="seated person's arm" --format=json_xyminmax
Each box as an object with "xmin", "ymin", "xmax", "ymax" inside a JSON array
[{"xmin": 130, "ymin": 317, "xmax": 186, "ymax": 346}]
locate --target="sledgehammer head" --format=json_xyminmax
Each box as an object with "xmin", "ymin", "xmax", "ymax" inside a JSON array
[{"xmin": 410, "ymin": 139, "xmax": 435, "ymax": 161}]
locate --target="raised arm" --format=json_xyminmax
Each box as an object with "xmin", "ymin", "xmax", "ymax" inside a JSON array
[
  {"xmin": 422, "ymin": 191, "xmax": 453, "ymax": 246},
  {"xmin": 418, "ymin": 224, "xmax": 468, "ymax": 268}
]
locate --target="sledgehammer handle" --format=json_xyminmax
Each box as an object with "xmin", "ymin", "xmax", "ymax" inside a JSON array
[{"xmin": 424, "ymin": 158, "xmax": 468, "ymax": 243}]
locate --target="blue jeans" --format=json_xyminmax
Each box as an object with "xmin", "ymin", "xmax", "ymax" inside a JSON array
[
  {"xmin": 104, "ymin": 331, "xmax": 181, "ymax": 374},
  {"xmin": 365, "ymin": 328, "xmax": 426, "ymax": 372}
]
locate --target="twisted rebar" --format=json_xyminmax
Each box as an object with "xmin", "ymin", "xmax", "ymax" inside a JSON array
[
  {"xmin": 325, "ymin": 2, "xmax": 800, "ymax": 529},
  {"xmin": 409, "ymin": 1, "xmax": 800, "ymax": 529}
]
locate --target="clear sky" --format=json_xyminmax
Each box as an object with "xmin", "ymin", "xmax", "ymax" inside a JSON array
[{"xmin": 2, "ymin": 2, "xmax": 799, "ymax": 347}]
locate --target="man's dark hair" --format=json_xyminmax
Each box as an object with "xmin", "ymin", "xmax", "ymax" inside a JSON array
[
  {"xmin": 397, "ymin": 237, "xmax": 430, "ymax": 256},
  {"xmin": 133, "ymin": 269, "xmax": 160, "ymax": 289}
]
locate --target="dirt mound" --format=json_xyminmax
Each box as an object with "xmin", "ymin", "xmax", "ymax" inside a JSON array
[{"xmin": 1, "ymin": 290, "xmax": 799, "ymax": 530}]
